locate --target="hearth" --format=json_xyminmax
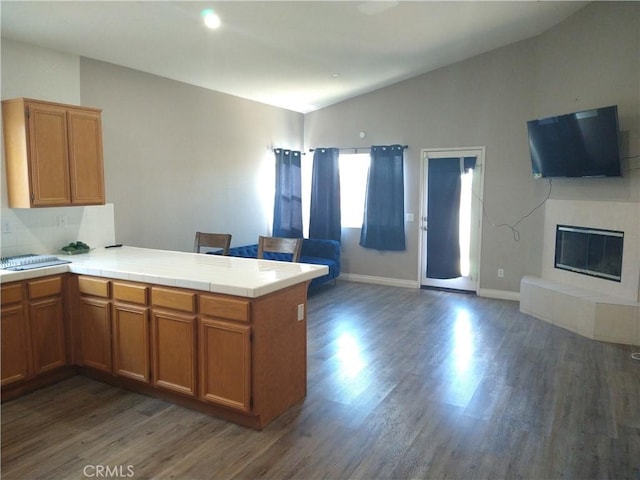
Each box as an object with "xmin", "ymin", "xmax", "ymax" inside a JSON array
[{"xmin": 555, "ymin": 225, "xmax": 624, "ymax": 282}]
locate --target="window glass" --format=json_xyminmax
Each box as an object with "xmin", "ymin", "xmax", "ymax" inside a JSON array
[{"xmin": 339, "ymin": 153, "xmax": 370, "ymax": 228}]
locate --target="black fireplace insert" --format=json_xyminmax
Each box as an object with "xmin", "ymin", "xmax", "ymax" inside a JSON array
[{"xmin": 555, "ymin": 224, "xmax": 624, "ymax": 282}]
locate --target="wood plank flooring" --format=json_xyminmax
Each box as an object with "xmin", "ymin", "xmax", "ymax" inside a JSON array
[{"xmin": 2, "ymin": 281, "xmax": 639, "ymax": 479}]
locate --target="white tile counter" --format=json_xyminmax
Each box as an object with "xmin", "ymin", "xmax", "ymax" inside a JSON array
[{"xmin": 0, "ymin": 246, "xmax": 328, "ymax": 298}]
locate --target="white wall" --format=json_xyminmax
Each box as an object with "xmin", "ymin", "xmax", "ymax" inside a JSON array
[
  {"xmin": 0, "ymin": 204, "xmax": 116, "ymax": 258},
  {"xmin": 1, "ymin": 39, "xmax": 115, "ymax": 257}
]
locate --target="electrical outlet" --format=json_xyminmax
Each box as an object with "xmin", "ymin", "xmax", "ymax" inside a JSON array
[
  {"xmin": 498, "ymin": 268, "xmax": 504, "ymax": 278},
  {"xmin": 57, "ymin": 215, "xmax": 67, "ymax": 228},
  {"xmin": 1, "ymin": 221, "xmax": 11, "ymax": 233},
  {"xmin": 297, "ymin": 304, "xmax": 305, "ymax": 321}
]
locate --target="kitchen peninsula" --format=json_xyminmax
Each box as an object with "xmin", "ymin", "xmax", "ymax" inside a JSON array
[{"xmin": 1, "ymin": 247, "xmax": 328, "ymax": 429}]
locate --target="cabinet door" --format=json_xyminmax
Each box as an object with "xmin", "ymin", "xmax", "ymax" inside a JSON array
[
  {"xmin": 29, "ymin": 297, "xmax": 66, "ymax": 375},
  {"xmin": 152, "ymin": 310, "xmax": 197, "ymax": 396},
  {"xmin": 67, "ymin": 108, "xmax": 105, "ymax": 205},
  {"xmin": 1, "ymin": 303, "xmax": 32, "ymax": 385},
  {"xmin": 78, "ymin": 296, "xmax": 112, "ymax": 372},
  {"xmin": 26, "ymin": 102, "xmax": 71, "ymax": 206},
  {"xmin": 113, "ymin": 303, "xmax": 150, "ymax": 383},
  {"xmin": 199, "ymin": 318, "xmax": 251, "ymax": 412}
]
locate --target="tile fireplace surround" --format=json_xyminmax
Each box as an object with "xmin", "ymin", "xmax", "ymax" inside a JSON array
[{"xmin": 520, "ymin": 199, "xmax": 640, "ymax": 346}]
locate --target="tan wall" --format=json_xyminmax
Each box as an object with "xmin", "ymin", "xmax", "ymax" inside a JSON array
[
  {"xmin": 533, "ymin": 1, "xmax": 640, "ymax": 203},
  {"xmin": 2, "ymin": 2, "xmax": 638, "ymax": 293},
  {"xmin": 79, "ymin": 59, "xmax": 304, "ymax": 252},
  {"xmin": 304, "ymin": 1, "xmax": 639, "ymax": 293}
]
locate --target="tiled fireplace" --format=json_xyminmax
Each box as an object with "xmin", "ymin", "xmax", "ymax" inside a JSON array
[{"xmin": 520, "ymin": 199, "xmax": 640, "ymax": 346}]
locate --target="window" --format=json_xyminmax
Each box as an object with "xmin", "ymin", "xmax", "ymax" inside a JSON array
[
  {"xmin": 339, "ymin": 153, "xmax": 370, "ymax": 228},
  {"xmin": 301, "ymin": 151, "xmax": 370, "ymax": 234}
]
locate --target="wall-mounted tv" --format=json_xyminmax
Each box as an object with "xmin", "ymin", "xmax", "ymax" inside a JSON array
[{"xmin": 527, "ymin": 105, "xmax": 622, "ymax": 178}]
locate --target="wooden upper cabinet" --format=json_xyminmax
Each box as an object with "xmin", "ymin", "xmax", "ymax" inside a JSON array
[
  {"xmin": 25, "ymin": 103, "xmax": 71, "ymax": 206},
  {"xmin": 1, "ymin": 98, "xmax": 105, "ymax": 208},
  {"xmin": 67, "ymin": 107, "xmax": 105, "ymax": 205}
]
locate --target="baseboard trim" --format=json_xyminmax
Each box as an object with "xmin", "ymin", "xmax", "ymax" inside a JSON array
[
  {"xmin": 341, "ymin": 274, "xmax": 418, "ymax": 289},
  {"xmin": 340, "ymin": 275, "xmax": 520, "ymax": 300},
  {"xmin": 478, "ymin": 288, "xmax": 520, "ymax": 301}
]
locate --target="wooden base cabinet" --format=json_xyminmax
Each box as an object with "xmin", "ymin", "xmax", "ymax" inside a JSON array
[
  {"xmin": 77, "ymin": 277, "xmax": 112, "ymax": 373},
  {"xmin": 29, "ymin": 297, "xmax": 66, "ymax": 375},
  {"xmin": 198, "ymin": 318, "xmax": 251, "ymax": 412},
  {"xmin": 151, "ymin": 284, "xmax": 198, "ymax": 397},
  {"xmin": 151, "ymin": 310, "xmax": 197, "ymax": 397},
  {"xmin": 1, "ymin": 276, "xmax": 68, "ymax": 394},
  {"xmin": 113, "ymin": 304, "xmax": 150, "ymax": 383},
  {"xmin": 1, "ymin": 283, "xmax": 31, "ymax": 386},
  {"xmin": 112, "ymin": 281, "xmax": 151, "ymax": 383},
  {"xmin": 7, "ymin": 273, "xmax": 309, "ymax": 429},
  {"xmin": 78, "ymin": 296, "xmax": 112, "ymax": 372},
  {"xmin": 26, "ymin": 277, "xmax": 66, "ymax": 375}
]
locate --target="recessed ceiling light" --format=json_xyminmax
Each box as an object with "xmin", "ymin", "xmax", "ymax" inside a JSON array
[
  {"xmin": 201, "ymin": 9, "xmax": 221, "ymax": 29},
  {"xmin": 331, "ymin": 73, "xmax": 340, "ymax": 78}
]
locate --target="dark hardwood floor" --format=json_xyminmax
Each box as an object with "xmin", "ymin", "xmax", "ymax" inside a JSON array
[{"xmin": 2, "ymin": 281, "xmax": 639, "ymax": 479}]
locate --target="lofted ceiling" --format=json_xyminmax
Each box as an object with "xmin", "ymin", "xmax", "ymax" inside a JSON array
[{"xmin": 1, "ymin": 1, "xmax": 587, "ymax": 113}]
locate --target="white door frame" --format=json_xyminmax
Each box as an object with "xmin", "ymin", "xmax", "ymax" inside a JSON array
[{"xmin": 418, "ymin": 147, "xmax": 485, "ymax": 291}]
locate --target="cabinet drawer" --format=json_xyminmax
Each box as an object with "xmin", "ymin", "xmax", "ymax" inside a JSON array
[
  {"xmin": 1, "ymin": 283, "xmax": 23, "ymax": 306},
  {"xmin": 78, "ymin": 276, "xmax": 110, "ymax": 298},
  {"xmin": 151, "ymin": 287, "xmax": 196, "ymax": 313},
  {"xmin": 27, "ymin": 276, "xmax": 62, "ymax": 299},
  {"xmin": 113, "ymin": 282, "xmax": 148, "ymax": 305},
  {"xmin": 200, "ymin": 294, "xmax": 250, "ymax": 323}
]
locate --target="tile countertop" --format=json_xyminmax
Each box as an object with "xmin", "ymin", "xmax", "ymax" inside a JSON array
[{"xmin": 0, "ymin": 246, "xmax": 329, "ymax": 298}]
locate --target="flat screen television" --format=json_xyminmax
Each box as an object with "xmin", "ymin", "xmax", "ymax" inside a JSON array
[{"xmin": 527, "ymin": 105, "xmax": 622, "ymax": 178}]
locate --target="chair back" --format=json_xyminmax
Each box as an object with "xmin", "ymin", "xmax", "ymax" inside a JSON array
[
  {"xmin": 257, "ymin": 236, "xmax": 302, "ymax": 262},
  {"xmin": 194, "ymin": 232, "xmax": 232, "ymax": 255}
]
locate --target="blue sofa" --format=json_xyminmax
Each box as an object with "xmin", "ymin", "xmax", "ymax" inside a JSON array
[{"xmin": 215, "ymin": 238, "xmax": 340, "ymax": 290}]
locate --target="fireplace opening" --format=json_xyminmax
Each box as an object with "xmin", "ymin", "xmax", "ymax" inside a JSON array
[{"xmin": 555, "ymin": 225, "xmax": 624, "ymax": 282}]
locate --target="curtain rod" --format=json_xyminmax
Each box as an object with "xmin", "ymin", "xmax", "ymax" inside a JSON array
[{"xmin": 309, "ymin": 145, "xmax": 408, "ymax": 153}]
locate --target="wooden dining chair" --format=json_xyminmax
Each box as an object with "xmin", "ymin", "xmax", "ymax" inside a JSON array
[
  {"xmin": 194, "ymin": 232, "xmax": 232, "ymax": 255},
  {"xmin": 257, "ymin": 236, "xmax": 302, "ymax": 262}
]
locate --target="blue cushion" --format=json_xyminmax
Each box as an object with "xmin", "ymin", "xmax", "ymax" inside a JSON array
[{"xmin": 212, "ymin": 238, "xmax": 340, "ymax": 290}]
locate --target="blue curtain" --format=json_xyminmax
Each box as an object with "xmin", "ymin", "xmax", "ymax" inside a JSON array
[
  {"xmin": 359, "ymin": 145, "xmax": 405, "ymax": 251},
  {"xmin": 273, "ymin": 148, "xmax": 303, "ymax": 238},
  {"xmin": 309, "ymin": 148, "xmax": 341, "ymax": 242},
  {"xmin": 426, "ymin": 156, "xmax": 476, "ymax": 279}
]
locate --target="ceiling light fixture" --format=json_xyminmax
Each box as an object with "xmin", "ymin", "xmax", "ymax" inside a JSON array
[{"xmin": 201, "ymin": 9, "xmax": 221, "ymax": 29}]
